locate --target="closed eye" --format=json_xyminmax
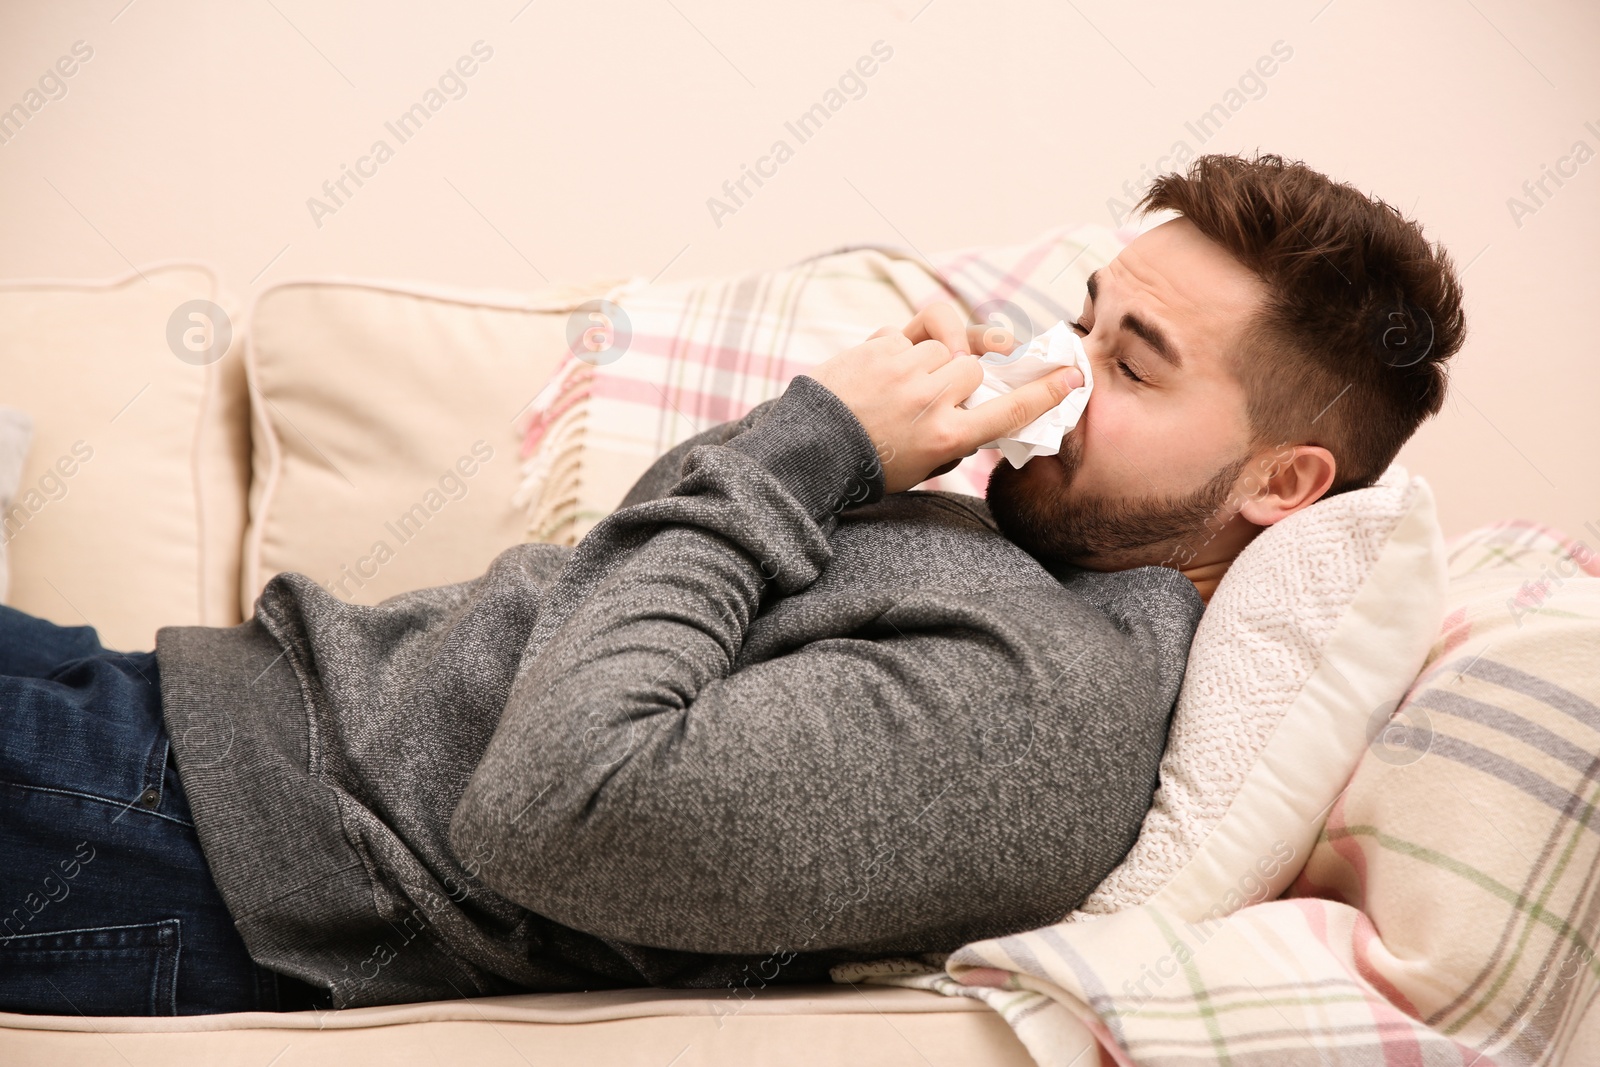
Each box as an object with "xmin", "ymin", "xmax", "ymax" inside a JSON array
[{"xmin": 1071, "ymin": 318, "xmax": 1144, "ymax": 384}]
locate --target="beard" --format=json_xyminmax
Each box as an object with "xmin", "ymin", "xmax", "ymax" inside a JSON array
[{"xmin": 984, "ymin": 430, "xmax": 1249, "ymax": 572}]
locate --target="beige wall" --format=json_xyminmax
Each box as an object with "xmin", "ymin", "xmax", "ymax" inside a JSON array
[{"xmin": 1, "ymin": 0, "xmax": 1595, "ymax": 541}]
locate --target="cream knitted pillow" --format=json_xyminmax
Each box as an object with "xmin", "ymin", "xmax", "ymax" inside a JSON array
[{"xmin": 1071, "ymin": 463, "xmax": 1446, "ymax": 922}]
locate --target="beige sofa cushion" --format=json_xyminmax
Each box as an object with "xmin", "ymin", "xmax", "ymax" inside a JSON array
[
  {"xmin": 242, "ymin": 279, "xmax": 622, "ymax": 613},
  {"xmin": 0, "ymin": 406, "xmax": 35, "ymax": 605},
  {"xmin": 0, "ymin": 984, "xmax": 1033, "ymax": 1065},
  {"xmin": 0, "ymin": 264, "xmax": 249, "ymax": 651},
  {"xmin": 243, "ymin": 229, "xmax": 1121, "ymax": 611}
]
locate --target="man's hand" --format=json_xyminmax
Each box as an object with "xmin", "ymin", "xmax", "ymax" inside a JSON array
[{"xmin": 807, "ymin": 302, "xmax": 1084, "ymax": 494}]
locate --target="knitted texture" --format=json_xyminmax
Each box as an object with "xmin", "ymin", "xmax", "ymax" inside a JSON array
[{"xmin": 158, "ymin": 373, "xmax": 1204, "ymax": 1010}]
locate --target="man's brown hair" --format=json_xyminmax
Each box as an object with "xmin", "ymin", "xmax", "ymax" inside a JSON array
[{"xmin": 1136, "ymin": 152, "xmax": 1466, "ymax": 494}]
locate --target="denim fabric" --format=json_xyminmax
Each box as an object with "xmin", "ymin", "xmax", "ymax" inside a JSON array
[{"xmin": 0, "ymin": 604, "xmax": 329, "ymax": 1016}]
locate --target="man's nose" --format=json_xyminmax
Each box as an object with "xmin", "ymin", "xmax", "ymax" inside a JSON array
[{"xmin": 1072, "ymin": 376, "xmax": 1097, "ymax": 435}]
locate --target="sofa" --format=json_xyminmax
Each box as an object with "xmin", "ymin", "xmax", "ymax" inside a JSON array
[{"xmin": 2, "ymin": 224, "xmax": 1596, "ymax": 1066}]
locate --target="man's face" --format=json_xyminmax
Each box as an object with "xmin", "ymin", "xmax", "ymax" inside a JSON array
[{"xmin": 986, "ymin": 217, "xmax": 1270, "ymax": 572}]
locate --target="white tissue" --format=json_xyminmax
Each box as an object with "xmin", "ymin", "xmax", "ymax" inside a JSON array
[{"xmin": 959, "ymin": 319, "xmax": 1095, "ymax": 468}]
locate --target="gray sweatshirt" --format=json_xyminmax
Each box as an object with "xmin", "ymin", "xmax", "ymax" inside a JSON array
[{"xmin": 156, "ymin": 373, "xmax": 1203, "ymax": 1010}]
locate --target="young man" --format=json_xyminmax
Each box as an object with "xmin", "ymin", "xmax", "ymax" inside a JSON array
[{"xmin": 0, "ymin": 153, "xmax": 1464, "ymax": 1016}]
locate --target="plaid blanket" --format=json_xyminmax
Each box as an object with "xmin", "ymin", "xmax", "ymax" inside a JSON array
[
  {"xmin": 835, "ymin": 520, "xmax": 1600, "ymax": 1066},
  {"xmin": 513, "ymin": 223, "xmax": 1132, "ymax": 543}
]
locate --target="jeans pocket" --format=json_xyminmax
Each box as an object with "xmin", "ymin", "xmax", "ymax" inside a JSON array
[{"xmin": 0, "ymin": 918, "xmax": 180, "ymax": 1016}]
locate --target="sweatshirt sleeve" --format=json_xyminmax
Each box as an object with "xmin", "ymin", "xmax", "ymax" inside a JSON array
[{"xmin": 449, "ymin": 373, "xmax": 1179, "ymax": 956}]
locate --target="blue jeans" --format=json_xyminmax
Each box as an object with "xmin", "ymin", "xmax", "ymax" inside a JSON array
[{"xmin": 0, "ymin": 604, "xmax": 329, "ymax": 1015}]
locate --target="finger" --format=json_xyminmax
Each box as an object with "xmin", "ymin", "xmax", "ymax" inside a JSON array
[
  {"xmin": 908, "ymin": 337, "xmax": 955, "ymax": 372},
  {"xmin": 857, "ymin": 330, "xmax": 911, "ymax": 357},
  {"xmin": 928, "ymin": 349, "xmax": 985, "ymax": 392},
  {"xmin": 929, "ymin": 350, "xmax": 1079, "ymax": 406},
  {"xmin": 900, "ymin": 302, "xmax": 972, "ymax": 355},
  {"xmin": 967, "ymin": 322, "xmax": 1017, "ymax": 357},
  {"xmin": 957, "ymin": 366, "xmax": 1080, "ymax": 447},
  {"xmin": 866, "ymin": 326, "xmax": 915, "ymax": 354}
]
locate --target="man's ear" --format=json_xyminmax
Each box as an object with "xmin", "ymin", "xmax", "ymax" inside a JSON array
[{"xmin": 1236, "ymin": 445, "xmax": 1336, "ymax": 526}]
